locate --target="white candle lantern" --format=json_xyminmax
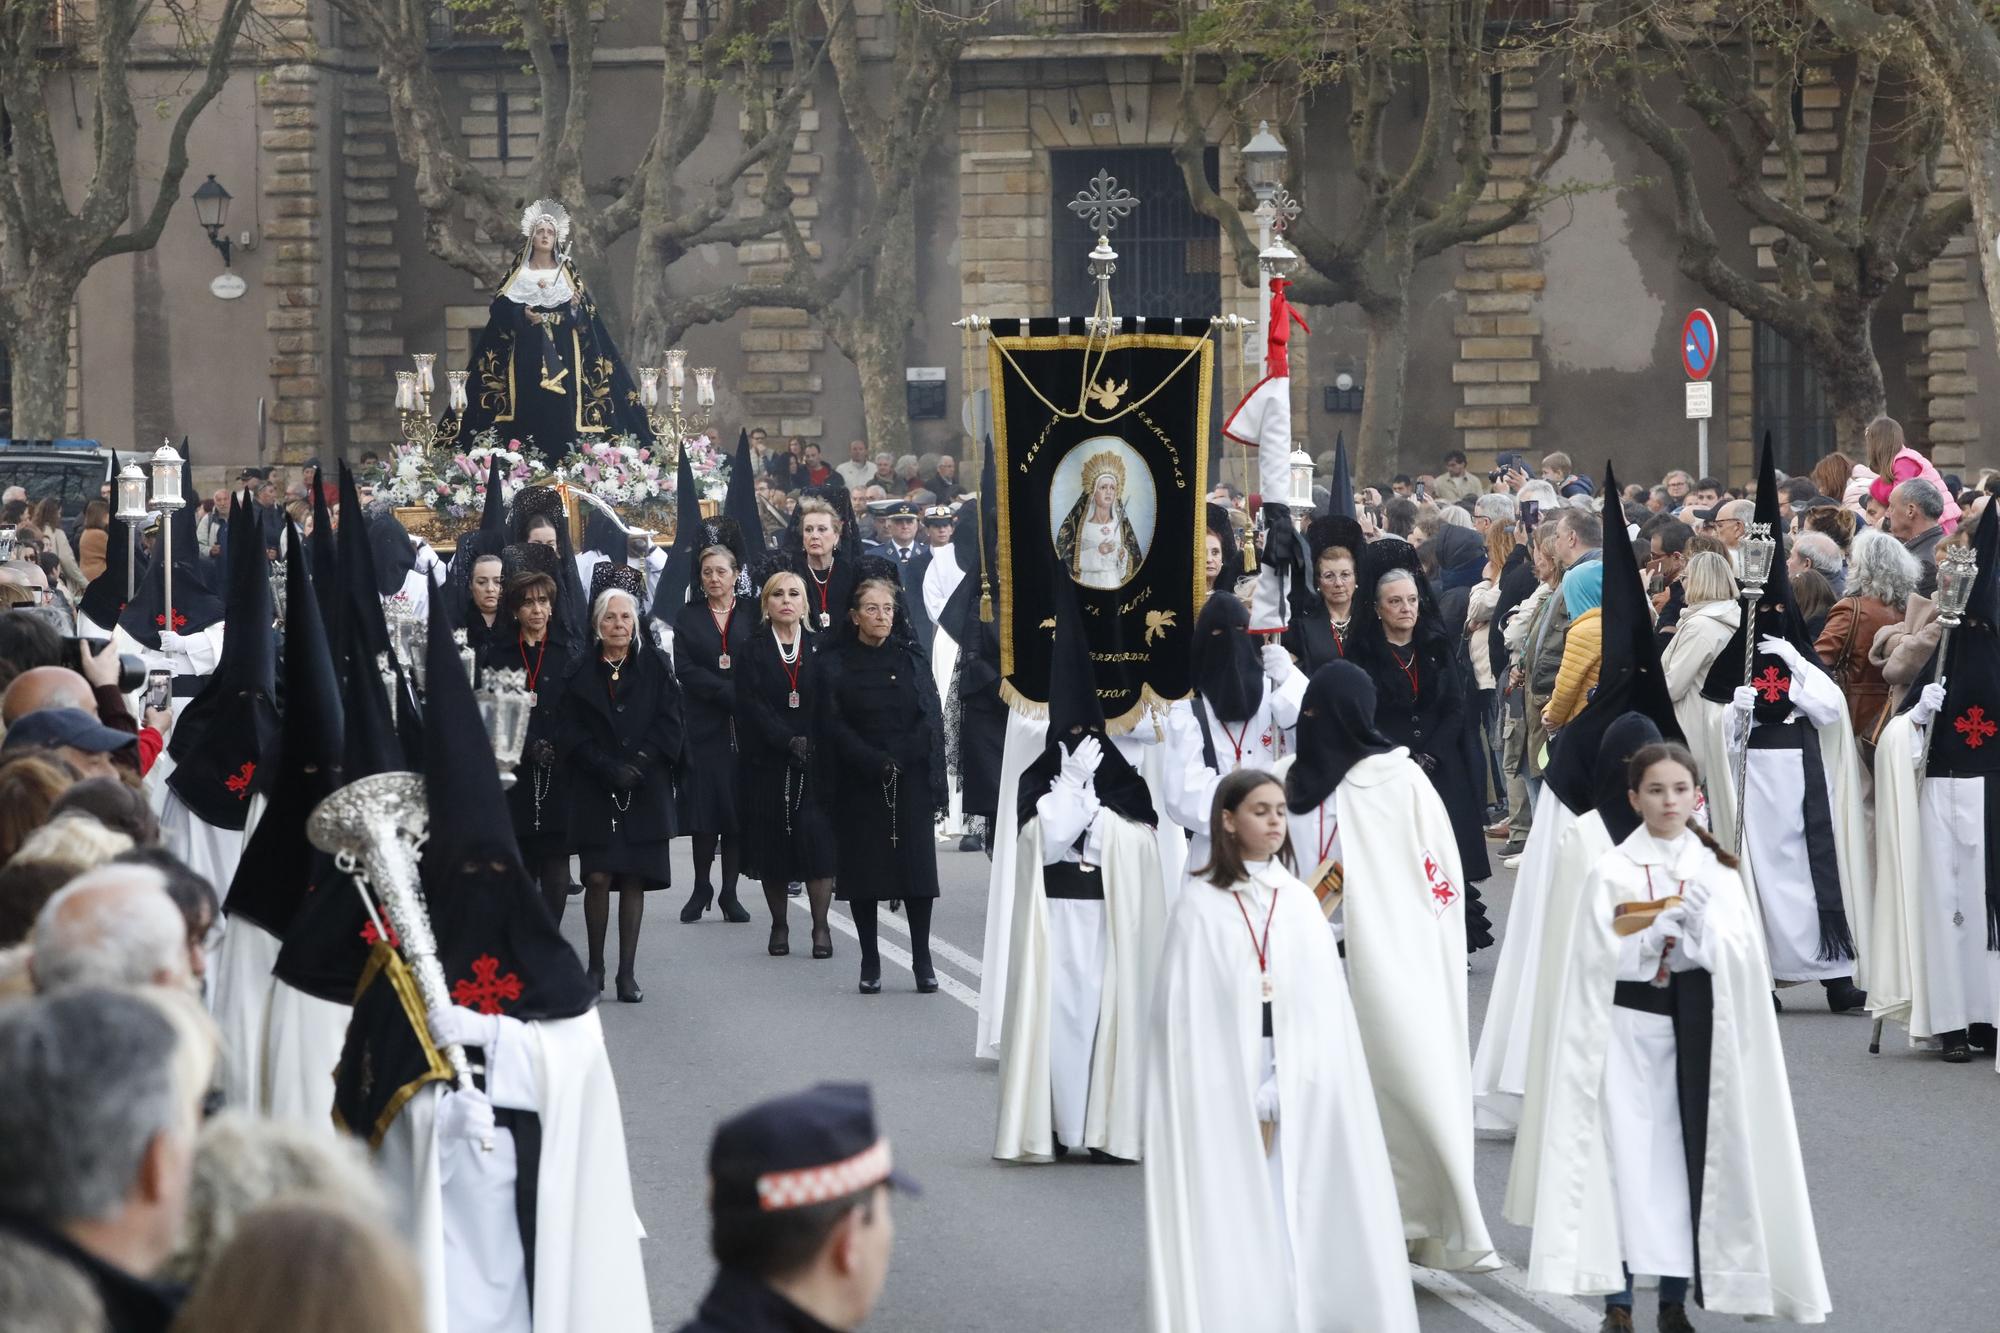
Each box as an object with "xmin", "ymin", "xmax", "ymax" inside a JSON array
[
  {"xmin": 638, "ymin": 367, "xmax": 660, "ymax": 409},
  {"xmin": 694, "ymin": 366, "xmax": 716, "ymax": 407},
  {"xmin": 447, "ymin": 370, "xmax": 469, "ymax": 415},
  {"xmin": 664, "ymin": 348, "xmax": 687, "ymax": 392},
  {"xmin": 413, "ymin": 352, "xmax": 436, "ymax": 396}
]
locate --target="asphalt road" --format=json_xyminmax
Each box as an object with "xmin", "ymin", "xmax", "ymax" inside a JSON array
[{"xmin": 572, "ymin": 836, "xmax": 1998, "ymax": 1333}]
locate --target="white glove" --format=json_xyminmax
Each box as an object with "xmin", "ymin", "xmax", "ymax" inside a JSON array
[
  {"xmin": 1910, "ymin": 681, "xmax": 1948, "ymax": 729},
  {"xmin": 1731, "ymin": 685, "xmax": 1758, "ymax": 716},
  {"xmin": 1261, "ymin": 642, "xmax": 1294, "ymax": 683},
  {"xmin": 1757, "ymin": 636, "xmax": 1804, "ymax": 671},
  {"xmin": 1636, "ymin": 903, "xmax": 1691, "ymax": 953},
  {"xmin": 157, "ymin": 629, "xmax": 186, "ymax": 653},
  {"xmin": 428, "ymin": 1004, "xmax": 501, "ymax": 1052},
  {"xmin": 1058, "ymin": 735, "xmax": 1103, "ymax": 786},
  {"xmin": 1253, "ymin": 1075, "xmax": 1280, "ymax": 1125},
  {"xmin": 436, "ymin": 1085, "xmax": 496, "ymax": 1145},
  {"xmin": 1680, "ymin": 877, "xmax": 1712, "ymax": 921}
]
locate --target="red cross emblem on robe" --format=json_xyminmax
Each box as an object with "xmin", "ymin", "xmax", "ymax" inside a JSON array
[
  {"xmin": 156, "ymin": 610, "xmax": 188, "ymax": 630},
  {"xmin": 1422, "ymin": 850, "xmax": 1458, "ymax": 919},
  {"xmin": 1753, "ymin": 665, "xmax": 1791, "ymax": 704},
  {"xmin": 1955, "ymin": 705, "xmax": 1997, "ymax": 749},
  {"xmin": 224, "ymin": 761, "xmax": 256, "ymax": 798},
  {"xmin": 360, "ymin": 919, "xmax": 401, "ymax": 949},
  {"xmin": 452, "ymin": 954, "xmax": 524, "ymax": 1015}
]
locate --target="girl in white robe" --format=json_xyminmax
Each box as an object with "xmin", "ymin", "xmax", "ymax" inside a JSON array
[
  {"xmin": 1529, "ymin": 741, "xmax": 1830, "ymax": 1326},
  {"xmin": 1143, "ymin": 768, "xmax": 1417, "ymax": 1333}
]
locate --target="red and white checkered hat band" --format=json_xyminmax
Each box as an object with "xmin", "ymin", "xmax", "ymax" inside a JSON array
[{"xmin": 756, "ymin": 1137, "xmax": 892, "ymax": 1211}]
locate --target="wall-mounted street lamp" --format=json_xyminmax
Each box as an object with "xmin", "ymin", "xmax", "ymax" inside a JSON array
[{"xmin": 192, "ymin": 174, "xmax": 234, "ymax": 267}]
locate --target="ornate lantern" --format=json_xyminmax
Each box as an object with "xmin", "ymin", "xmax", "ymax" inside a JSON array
[{"xmin": 477, "ymin": 666, "xmax": 535, "ymax": 789}]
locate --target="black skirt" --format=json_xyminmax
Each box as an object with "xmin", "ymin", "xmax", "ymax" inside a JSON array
[
  {"xmin": 735, "ymin": 629, "xmax": 837, "ymax": 883},
  {"xmin": 674, "ymin": 600, "xmax": 753, "ymax": 835},
  {"xmin": 817, "ymin": 637, "xmax": 946, "ymax": 903}
]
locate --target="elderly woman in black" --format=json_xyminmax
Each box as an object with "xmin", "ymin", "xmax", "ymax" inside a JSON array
[
  {"xmin": 818, "ymin": 565, "xmax": 948, "ymax": 994},
  {"xmin": 480, "ymin": 568, "xmax": 574, "ymax": 922},
  {"xmin": 560, "ymin": 578, "xmax": 686, "ymax": 1001},
  {"xmin": 673, "ymin": 535, "xmax": 754, "ymax": 925},
  {"xmin": 1347, "ymin": 539, "xmax": 1495, "ymax": 950},
  {"xmin": 736, "ymin": 564, "xmax": 839, "ymax": 958}
]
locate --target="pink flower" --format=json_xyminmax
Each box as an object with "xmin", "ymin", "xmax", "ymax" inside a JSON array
[
  {"xmin": 508, "ymin": 439, "xmax": 521, "ymax": 449},
  {"xmin": 583, "ymin": 464, "xmax": 600, "ymax": 484}
]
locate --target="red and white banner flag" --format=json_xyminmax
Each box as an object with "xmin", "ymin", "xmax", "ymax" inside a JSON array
[{"xmin": 1223, "ymin": 278, "xmax": 1308, "ymax": 635}]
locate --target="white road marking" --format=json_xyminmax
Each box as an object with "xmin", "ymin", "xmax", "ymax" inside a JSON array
[
  {"xmin": 791, "ymin": 901, "xmax": 982, "ymax": 1010},
  {"xmin": 1413, "ymin": 1268, "xmax": 1554, "ymax": 1332},
  {"xmin": 1483, "ymin": 1264, "xmax": 1601, "ymax": 1331}
]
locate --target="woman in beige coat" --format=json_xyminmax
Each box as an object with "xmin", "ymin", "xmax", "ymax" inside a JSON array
[{"xmin": 1659, "ymin": 552, "xmax": 1740, "ymax": 739}]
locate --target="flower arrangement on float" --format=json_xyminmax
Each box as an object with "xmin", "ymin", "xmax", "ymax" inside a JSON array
[{"xmin": 552, "ymin": 434, "xmax": 667, "ymax": 509}]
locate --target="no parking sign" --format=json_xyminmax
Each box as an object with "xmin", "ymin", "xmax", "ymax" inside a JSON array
[{"xmin": 1682, "ymin": 308, "xmax": 1717, "ymax": 381}]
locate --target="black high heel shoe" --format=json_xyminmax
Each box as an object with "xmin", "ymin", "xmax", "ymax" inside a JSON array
[
  {"xmin": 679, "ymin": 884, "xmax": 714, "ymax": 924},
  {"xmin": 586, "ymin": 962, "xmax": 605, "ymax": 994},
  {"xmin": 812, "ymin": 927, "xmax": 833, "ymax": 960},
  {"xmin": 717, "ymin": 889, "xmax": 752, "ymax": 924},
  {"xmin": 858, "ymin": 970, "xmax": 881, "ymax": 995},
  {"xmin": 616, "ymin": 973, "xmax": 644, "ymax": 1003},
  {"xmin": 915, "ymin": 973, "xmax": 939, "ymax": 994},
  {"xmin": 769, "ymin": 922, "xmax": 791, "ymax": 957}
]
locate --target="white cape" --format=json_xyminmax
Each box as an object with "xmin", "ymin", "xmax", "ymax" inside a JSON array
[
  {"xmin": 1334, "ymin": 750, "xmax": 1497, "ymax": 1271},
  {"xmin": 261, "ymin": 978, "xmax": 349, "ymax": 1135},
  {"xmin": 208, "ymin": 916, "xmax": 280, "ymax": 1110},
  {"xmin": 1143, "ymin": 862, "xmax": 1418, "ymax": 1333},
  {"xmin": 976, "ymin": 708, "xmax": 1184, "ymax": 1060},
  {"xmin": 1503, "ymin": 809, "xmax": 1613, "ymax": 1226},
  {"xmin": 994, "ymin": 815, "xmax": 1163, "ymax": 1162},
  {"xmin": 385, "ymin": 1011, "xmax": 651, "ymax": 1333},
  {"xmin": 1687, "ymin": 691, "xmax": 1873, "ymax": 986},
  {"xmin": 1527, "ymin": 829, "xmax": 1830, "ymax": 1322},
  {"xmin": 1470, "ymin": 786, "xmax": 1575, "ymax": 1134}
]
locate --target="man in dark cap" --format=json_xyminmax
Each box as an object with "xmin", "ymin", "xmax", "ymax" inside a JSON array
[
  {"xmin": 677, "ymin": 1082, "xmax": 912, "ymax": 1333},
  {"xmin": 863, "ymin": 498, "xmax": 922, "ymax": 565},
  {"xmin": 1, "ymin": 706, "xmax": 134, "ymax": 780}
]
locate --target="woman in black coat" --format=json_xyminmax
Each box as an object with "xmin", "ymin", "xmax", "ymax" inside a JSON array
[
  {"xmin": 480, "ymin": 568, "xmax": 574, "ymax": 923},
  {"xmin": 817, "ymin": 569, "xmax": 948, "ymax": 994},
  {"xmin": 559, "ymin": 582, "xmax": 686, "ymax": 1001},
  {"xmin": 673, "ymin": 542, "xmax": 755, "ymax": 926},
  {"xmin": 1346, "ymin": 542, "xmax": 1495, "ymax": 951},
  {"xmin": 736, "ymin": 566, "xmax": 839, "ymax": 959}
]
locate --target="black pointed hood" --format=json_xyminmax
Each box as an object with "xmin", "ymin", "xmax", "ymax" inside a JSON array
[
  {"xmin": 165, "ymin": 494, "xmax": 281, "ymax": 828},
  {"xmin": 337, "ymin": 464, "xmax": 392, "ymax": 664},
  {"xmin": 1700, "ymin": 436, "xmax": 1812, "ymax": 719},
  {"xmin": 1593, "ymin": 712, "xmax": 1664, "ymax": 845},
  {"xmin": 649, "ymin": 442, "xmax": 707, "ymax": 617},
  {"xmin": 225, "ymin": 521, "xmax": 346, "ymax": 935},
  {"xmin": 724, "ymin": 428, "xmax": 762, "ymax": 554},
  {"xmin": 1018, "ymin": 549, "xmax": 1155, "ymax": 828},
  {"xmin": 1918, "ymin": 499, "xmax": 2000, "ymax": 775},
  {"xmin": 310, "ymin": 469, "xmax": 342, "ymax": 662},
  {"xmin": 1285, "ymin": 660, "xmax": 1395, "ymax": 811},
  {"xmin": 421, "ymin": 607, "xmax": 594, "ymax": 1021},
  {"xmin": 118, "ymin": 442, "xmax": 221, "ymax": 648},
  {"xmin": 367, "ymin": 504, "xmax": 418, "ymax": 600},
  {"xmin": 76, "ymin": 451, "xmax": 130, "ymax": 630},
  {"xmin": 1544, "ymin": 464, "xmax": 1685, "ymax": 814},
  {"xmin": 480, "ymin": 450, "xmax": 509, "ymax": 533},
  {"xmin": 1326, "ymin": 432, "xmax": 1356, "ymax": 519},
  {"xmin": 1191, "ymin": 591, "xmax": 1262, "ymax": 723}
]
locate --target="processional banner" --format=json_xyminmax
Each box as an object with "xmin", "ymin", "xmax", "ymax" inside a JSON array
[{"xmin": 989, "ymin": 316, "xmax": 1212, "ymax": 730}]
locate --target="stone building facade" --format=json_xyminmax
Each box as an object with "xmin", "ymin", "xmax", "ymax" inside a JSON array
[{"xmin": 23, "ymin": 1, "xmax": 1997, "ymax": 488}]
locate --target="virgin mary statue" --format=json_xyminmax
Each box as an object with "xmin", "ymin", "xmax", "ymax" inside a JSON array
[
  {"xmin": 456, "ymin": 199, "xmax": 655, "ymax": 461},
  {"xmin": 1054, "ymin": 449, "xmax": 1143, "ymax": 590}
]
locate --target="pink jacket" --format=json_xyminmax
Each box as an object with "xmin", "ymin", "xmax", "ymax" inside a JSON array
[{"xmin": 1868, "ymin": 447, "xmax": 1961, "ymax": 534}]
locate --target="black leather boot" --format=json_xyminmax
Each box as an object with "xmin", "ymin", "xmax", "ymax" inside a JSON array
[
  {"xmin": 679, "ymin": 882, "xmax": 713, "ymax": 923},
  {"xmin": 1821, "ymin": 976, "xmax": 1867, "ymax": 1013},
  {"xmin": 717, "ymin": 885, "xmax": 752, "ymax": 924},
  {"xmin": 1940, "ymin": 1028, "xmax": 1973, "ymax": 1063}
]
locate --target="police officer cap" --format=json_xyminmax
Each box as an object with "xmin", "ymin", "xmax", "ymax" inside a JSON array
[{"xmin": 708, "ymin": 1082, "xmax": 920, "ymax": 1215}]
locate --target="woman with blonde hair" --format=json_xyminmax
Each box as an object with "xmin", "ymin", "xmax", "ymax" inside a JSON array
[
  {"xmin": 169, "ymin": 1201, "xmax": 424, "ymax": 1333},
  {"xmin": 1658, "ymin": 551, "xmax": 1739, "ymax": 741},
  {"xmin": 736, "ymin": 561, "xmax": 838, "ymax": 958}
]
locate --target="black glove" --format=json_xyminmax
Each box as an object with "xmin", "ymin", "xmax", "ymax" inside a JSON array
[
  {"xmin": 614, "ymin": 763, "xmax": 646, "ymax": 792},
  {"xmin": 1413, "ymin": 752, "xmax": 1438, "ymax": 775},
  {"xmin": 530, "ymin": 739, "xmax": 556, "ymax": 767},
  {"xmin": 788, "ymin": 736, "xmax": 811, "ymax": 768}
]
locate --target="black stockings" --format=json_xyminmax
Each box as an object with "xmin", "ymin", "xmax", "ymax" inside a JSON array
[
  {"xmin": 692, "ymin": 833, "xmax": 740, "ymax": 895},
  {"xmin": 531, "ymin": 853, "xmax": 571, "ymax": 926},
  {"xmin": 847, "ymin": 896, "xmax": 934, "ymax": 983},
  {"xmin": 584, "ymin": 873, "xmax": 647, "ymax": 979}
]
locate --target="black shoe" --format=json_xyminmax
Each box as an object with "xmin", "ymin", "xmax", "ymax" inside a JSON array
[
  {"xmin": 1658, "ymin": 1300, "xmax": 1697, "ymax": 1333},
  {"xmin": 1940, "ymin": 1029, "xmax": 1973, "ymax": 1063},
  {"xmin": 568, "ymin": 880, "xmax": 584, "ymax": 897},
  {"xmin": 717, "ymin": 890, "xmax": 752, "ymax": 924},
  {"xmin": 768, "ymin": 923, "xmax": 790, "ymax": 957},
  {"xmin": 812, "ymin": 927, "xmax": 833, "ymax": 960},
  {"xmin": 1086, "ymin": 1148, "xmax": 1135, "ymax": 1165},
  {"xmin": 616, "ymin": 973, "xmax": 644, "ymax": 1003},
  {"xmin": 1772, "ymin": 991, "xmax": 1783, "ymax": 1013},
  {"xmin": 679, "ymin": 884, "xmax": 713, "ymax": 923},
  {"xmin": 787, "ymin": 881, "xmax": 804, "ymax": 898},
  {"xmin": 916, "ymin": 973, "xmax": 939, "ymax": 994},
  {"xmin": 586, "ymin": 962, "xmax": 605, "ymax": 994},
  {"xmin": 858, "ymin": 975, "xmax": 882, "ymax": 995},
  {"xmin": 1052, "ymin": 1139, "xmax": 1070, "ymax": 1160},
  {"xmin": 958, "ymin": 832, "xmax": 982, "ymax": 853},
  {"xmin": 1969, "ymin": 1022, "xmax": 1997, "ymax": 1054},
  {"xmin": 1822, "ymin": 976, "xmax": 1867, "ymax": 1013}
]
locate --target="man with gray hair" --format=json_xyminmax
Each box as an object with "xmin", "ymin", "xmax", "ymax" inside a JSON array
[
  {"xmin": 1472, "ymin": 491, "xmax": 1517, "ymax": 534},
  {"xmin": 30, "ymin": 865, "xmax": 193, "ymax": 995},
  {"xmin": 1889, "ymin": 477, "xmax": 1947, "ymax": 597},
  {"xmin": 1788, "ymin": 530, "xmax": 1846, "ymax": 598},
  {"xmin": 0, "ymin": 988, "xmax": 206, "ymax": 1332}
]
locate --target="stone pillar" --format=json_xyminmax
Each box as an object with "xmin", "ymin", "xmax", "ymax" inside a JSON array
[
  {"xmin": 259, "ymin": 57, "xmax": 325, "ymax": 462},
  {"xmin": 1451, "ymin": 53, "xmax": 1545, "ymax": 475}
]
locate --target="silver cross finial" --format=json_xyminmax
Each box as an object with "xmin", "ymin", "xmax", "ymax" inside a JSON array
[
  {"xmin": 1268, "ymin": 185, "xmax": 1301, "ymax": 236},
  {"xmin": 1068, "ymin": 170, "xmax": 1140, "ymax": 237}
]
